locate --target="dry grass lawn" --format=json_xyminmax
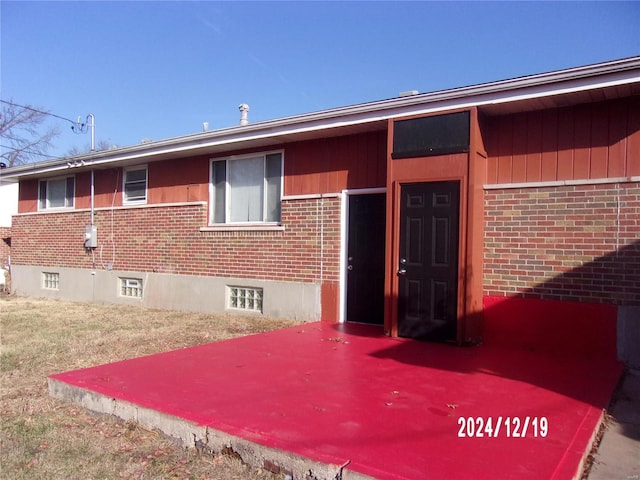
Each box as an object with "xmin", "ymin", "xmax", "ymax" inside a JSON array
[{"xmin": 0, "ymin": 295, "xmax": 301, "ymax": 479}]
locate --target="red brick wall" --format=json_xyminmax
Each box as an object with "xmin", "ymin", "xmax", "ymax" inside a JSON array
[
  {"xmin": 11, "ymin": 197, "xmax": 342, "ymax": 285},
  {"xmin": 484, "ymin": 182, "xmax": 640, "ymax": 305},
  {"xmin": 0, "ymin": 226, "xmax": 10, "ymax": 266}
]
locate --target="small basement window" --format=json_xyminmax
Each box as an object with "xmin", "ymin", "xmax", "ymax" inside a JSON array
[
  {"xmin": 120, "ymin": 277, "xmax": 143, "ymax": 298},
  {"xmin": 228, "ymin": 286, "xmax": 263, "ymax": 313},
  {"xmin": 42, "ymin": 272, "xmax": 60, "ymax": 290}
]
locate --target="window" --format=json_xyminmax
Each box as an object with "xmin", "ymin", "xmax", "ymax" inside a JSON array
[
  {"xmin": 123, "ymin": 166, "xmax": 147, "ymax": 203},
  {"xmin": 120, "ymin": 277, "xmax": 143, "ymax": 298},
  {"xmin": 210, "ymin": 152, "xmax": 282, "ymax": 224},
  {"xmin": 42, "ymin": 272, "xmax": 60, "ymax": 290},
  {"xmin": 392, "ymin": 111, "xmax": 470, "ymax": 159},
  {"xmin": 228, "ymin": 286, "xmax": 263, "ymax": 313},
  {"xmin": 38, "ymin": 177, "xmax": 74, "ymax": 210}
]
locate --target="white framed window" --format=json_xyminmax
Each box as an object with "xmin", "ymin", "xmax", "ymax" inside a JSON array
[
  {"xmin": 123, "ymin": 166, "xmax": 148, "ymax": 204},
  {"xmin": 228, "ymin": 286, "xmax": 263, "ymax": 313},
  {"xmin": 42, "ymin": 272, "xmax": 60, "ymax": 290},
  {"xmin": 120, "ymin": 277, "xmax": 143, "ymax": 298},
  {"xmin": 210, "ymin": 152, "xmax": 282, "ymax": 224},
  {"xmin": 38, "ymin": 176, "xmax": 74, "ymax": 210}
]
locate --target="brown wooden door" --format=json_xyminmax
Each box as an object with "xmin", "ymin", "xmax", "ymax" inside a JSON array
[
  {"xmin": 398, "ymin": 182, "xmax": 460, "ymax": 340},
  {"xmin": 346, "ymin": 193, "xmax": 386, "ymax": 325}
]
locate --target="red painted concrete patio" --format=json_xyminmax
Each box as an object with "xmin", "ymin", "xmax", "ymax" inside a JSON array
[{"xmin": 49, "ymin": 321, "xmax": 621, "ymax": 480}]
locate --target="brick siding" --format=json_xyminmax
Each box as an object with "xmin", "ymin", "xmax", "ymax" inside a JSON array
[
  {"xmin": 0, "ymin": 226, "xmax": 10, "ymax": 267},
  {"xmin": 484, "ymin": 182, "xmax": 640, "ymax": 305},
  {"xmin": 10, "ymin": 197, "xmax": 342, "ymax": 285}
]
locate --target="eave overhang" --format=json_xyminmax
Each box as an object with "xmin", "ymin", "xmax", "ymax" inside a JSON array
[{"xmin": 2, "ymin": 56, "xmax": 639, "ymax": 181}]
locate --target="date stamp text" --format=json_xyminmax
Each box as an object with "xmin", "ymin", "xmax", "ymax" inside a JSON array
[{"xmin": 457, "ymin": 416, "xmax": 548, "ymax": 438}]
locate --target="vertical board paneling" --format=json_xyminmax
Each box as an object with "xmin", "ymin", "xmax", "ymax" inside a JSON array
[
  {"xmin": 590, "ymin": 103, "xmax": 609, "ymax": 179},
  {"xmin": 483, "ymin": 114, "xmax": 498, "ymax": 183},
  {"xmin": 511, "ymin": 114, "xmax": 528, "ymax": 183},
  {"xmin": 483, "ymin": 98, "xmax": 637, "ymax": 185},
  {"xmin": 90, "ymin": 168, "xmax": 121, "ymax": 208},
  {"xmin": 284, "ymin": 131, "xmax": 386, "ymax": 196},
  {"xmin": 608, "ymin": 101, "xmax": 628, "ymax": 177},
  {"xmin": 149, "ymin": 156, "xmax": 209, "ymax": 204},
  {"xmin": 497, "ymin": 116, "xmax": 513, "ymax": 184},
  {"xmin": 557, "ymin": 106, "xmax": 575, "ymax": 180},
  {"xmin": 526, "ymin": 110, "xmax": 543, "ymax": 182},
  {"xmin": 541, "ymin": 109, "xmax": 558, "ymax": 181},
  {"xmin": 572, "ymin": 104, "xmax": 592, "ymax": 179},
  {"xmin": 627, "ymin": 100, "xmax": 640, "ymax": 177},
  {"xmin": 17, "ymin": 179, "xmax": 38, "ymax": 213},
  {"xmin": 73, "ymin": 171, "xmax": 91, "ymax": 209}
]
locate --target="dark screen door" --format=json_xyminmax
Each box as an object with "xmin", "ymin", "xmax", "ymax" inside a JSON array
[
  {"xmin": 398, "ymin": 182, "xmax": 460, "ymax": 340},
  {"xmin": 346, "ymin": 193, "xmax": 386, "ymax": 325}
]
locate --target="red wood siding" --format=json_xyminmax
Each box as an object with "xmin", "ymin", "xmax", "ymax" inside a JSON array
[
  {"xmin": 148, "ymin": 156, "xmax": 209, "ymax": 204},
  {"xmin": 484, "ymin": 97, "xmax": 640, "ymax": 184},
  {"xmin": 17, "ymin": 179, "xmax": 38, "ymax": 213},
  {"xmin": 18, "ymin": 131, "xmax": 386, "ymax": 214},
  {"xmin": 75, "ymin": 169, "xmax": 122, "ymax": 209},
  {"xmin": 74, "ymin": 158, "xmax": 209, "ymax": 209},
  {"xmin": 284, "ymin": 130, "xmax": 387, "ymax": 196}
]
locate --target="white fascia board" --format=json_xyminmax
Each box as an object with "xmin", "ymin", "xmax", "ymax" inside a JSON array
[{"xmin": 4, "ymin": 57, "xmax": 640, "ymax": 180}]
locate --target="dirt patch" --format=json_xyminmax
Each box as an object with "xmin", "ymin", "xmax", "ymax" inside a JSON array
[{"xmin": 0, "ymin": 295, "xmax": 300, "ymax": 479}]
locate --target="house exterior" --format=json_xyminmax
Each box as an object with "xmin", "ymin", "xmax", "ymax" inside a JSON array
[
  {"xmin": 0, "ymin": 177, "xmax": 18, "ymax": 280},
  {"xmin": 4, "ymin": 58, "xmax": 639, "ymax": 362}
]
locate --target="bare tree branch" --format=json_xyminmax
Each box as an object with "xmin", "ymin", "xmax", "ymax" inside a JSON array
[
  {"xmin": 65, "ymin": 139, "xmax": 116, "ymax": 157},
  {"xmin": 0, "ymin": 100, "xmax": 61, "ymax": 167}
]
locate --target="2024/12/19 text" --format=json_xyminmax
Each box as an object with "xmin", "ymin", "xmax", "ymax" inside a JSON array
[{"xmin": 457, "ymin": 416, "xmax": 548, "ymax": 438}]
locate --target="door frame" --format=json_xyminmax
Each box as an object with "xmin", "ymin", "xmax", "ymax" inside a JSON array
[{"xmin": 339, "ymin": 187, "xmax": 387, "ymax": 323}]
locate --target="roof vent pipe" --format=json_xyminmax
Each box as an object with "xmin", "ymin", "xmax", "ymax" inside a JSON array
[{"xmin": 239, "ymin": 104, "xmax": 249, "ymax": 126}]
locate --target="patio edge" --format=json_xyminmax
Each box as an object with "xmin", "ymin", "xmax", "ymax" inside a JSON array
[{"xmin": 48, "ymin": 377, "xmax": 374, "ymax": 480}]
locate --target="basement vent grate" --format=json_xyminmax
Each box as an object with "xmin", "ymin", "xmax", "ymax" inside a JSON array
[{"xmin": 228, "ymin": 286, "xmax": 263, "ymax": 313}]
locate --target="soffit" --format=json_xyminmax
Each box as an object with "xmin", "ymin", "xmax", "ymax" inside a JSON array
[{"xmin": 478, "ymin": 82, "xmax": 640, "ymax": 116}]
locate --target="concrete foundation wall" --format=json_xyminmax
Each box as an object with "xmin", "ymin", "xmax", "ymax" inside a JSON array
[
  {"xmin": 618, "ymin": 306, "xmax": 640, "ymax": 369},
  {"xmin": 11, "ymin": 265, "xmax": 321, "ymax": 321}
]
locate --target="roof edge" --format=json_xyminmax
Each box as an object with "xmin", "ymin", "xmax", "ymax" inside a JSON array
[{"xmin": 3, "ymin": 56, "xmax": 639, "ymax": 180}]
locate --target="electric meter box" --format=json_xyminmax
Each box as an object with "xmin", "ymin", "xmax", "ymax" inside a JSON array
[{"xmin": 84, "ymin": 225, "xmax": 98, "ymax": 248}]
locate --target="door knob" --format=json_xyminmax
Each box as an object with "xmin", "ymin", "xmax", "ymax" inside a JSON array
[
  {"xmin": 347, "ymin": 265, "xmax": 353, "ymax": 271},
  {"xmin": 397, "ymin": 268, "xmax": 407, "ymax": 276}
]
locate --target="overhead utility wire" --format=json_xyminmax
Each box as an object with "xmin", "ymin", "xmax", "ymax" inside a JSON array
[
  {"xmin": 1, "ymin": 99, "xmax": 96, "ymax": 160},
  {"xmin": 0, "ymin": 99, "xmax": 77, "ymax": 126}
]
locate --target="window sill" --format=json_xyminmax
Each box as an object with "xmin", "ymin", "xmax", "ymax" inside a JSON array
[
  {"xmin": 37, "ymin": 206, "xmax": 75, "ymax": 213},
  {"xmin": 200, "ymin": 224, "xmax": 286, "ymax": 232}
]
